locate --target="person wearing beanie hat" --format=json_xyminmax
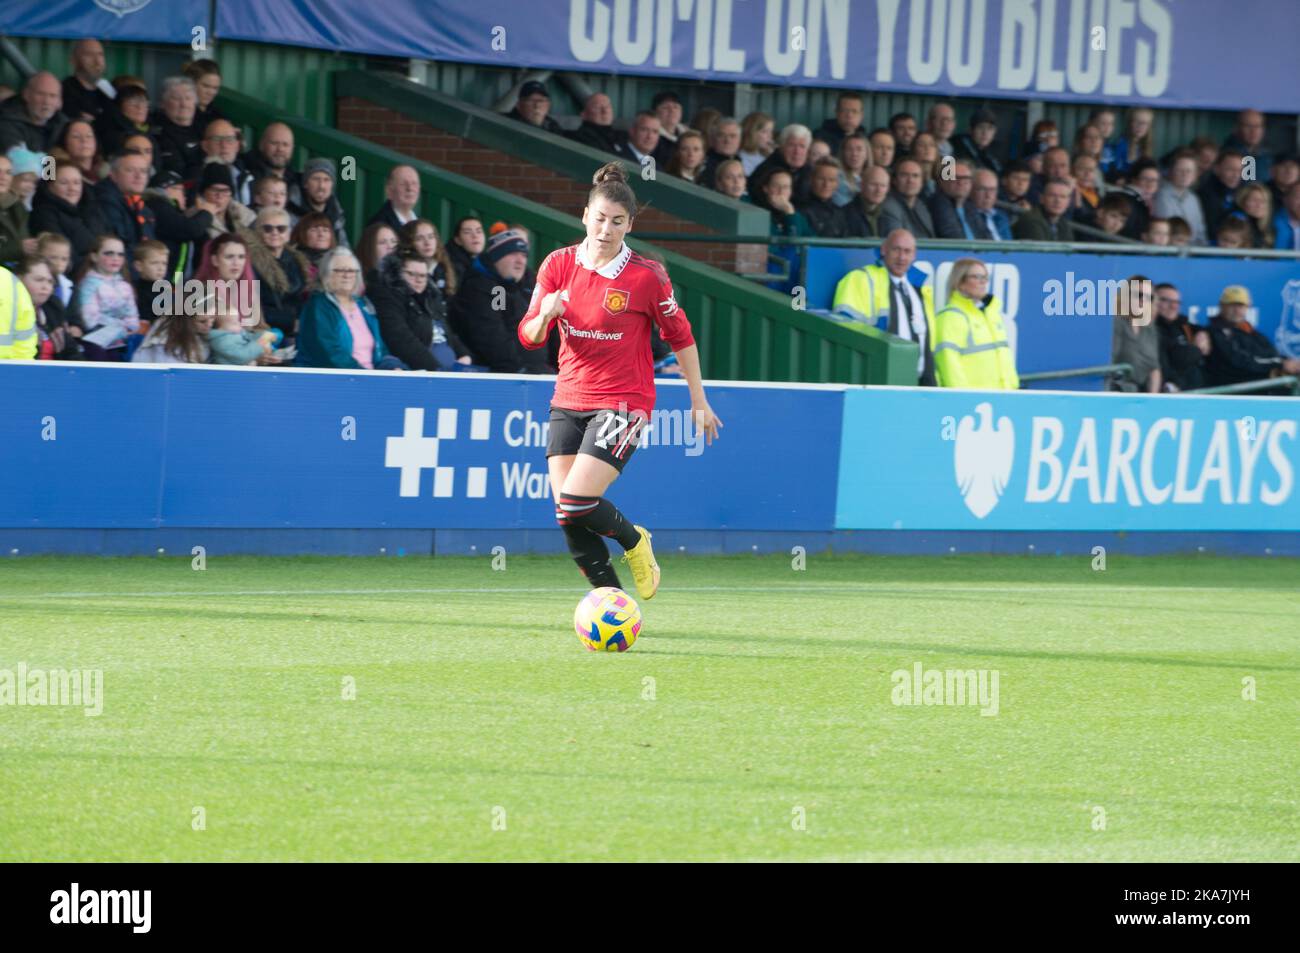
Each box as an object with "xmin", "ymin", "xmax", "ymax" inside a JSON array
[
  {"xmin": 504, "ymin": 80, "xmax": 563, "ymax": 135},
  {"xmin": 483, "ymin": 227, "xmax": 529, "ymax": 265},
  {"xmin": 196, "ymin": 161, "xmax": 256, "ymax": 240},
  {"xmin": 0, "ymin": 151, "xmax": 35, "ymax": 265},
  {"xmin": 449, "ymin": 225, "xmax": 549, "ymax": 374},
  {"xmin": 5, "ymin": 145, "xmax": 46, "ymax": 211},
  {"xmin": 290, "ymin": 156, "xmax": 350, "ymax": 248},
  {"xmin": 1206, "ymin": 284, "xmax": 1300, "ymax": 388}
]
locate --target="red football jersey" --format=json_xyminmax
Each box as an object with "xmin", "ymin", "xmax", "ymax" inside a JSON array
[{"xmin": 519, "ymin": 240, "xmax": 694, "ymax": 415}]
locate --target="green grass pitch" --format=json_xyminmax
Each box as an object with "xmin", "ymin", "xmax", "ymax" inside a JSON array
[{"xmin": 1, "ymin": 551, "xmax": 1296, "ymax": 862}]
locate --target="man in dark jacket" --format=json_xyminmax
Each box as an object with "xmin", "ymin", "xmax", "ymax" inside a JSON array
[
  {"xmin": 613, "ymin": 111, "xmax": 673, "ymax": 172},
  {"xmin": 811, "ymin": 93, "xmax": 865, "ymax": 155},
  {"xmin": 0, "ymin": 72, "xmax": 68, "ymax": 153},
  {"xmin": 1012, "ymin": 178, "xmax": 1076, "ymax": 242},
  {"xmin": 450, "ymin": 229, "xmax": 554, "ymax": 373},
  {"xmin": 92, "ymin": 151, "xmax": 158, "ymax": 264},
  {"xmin": 1198, "ymin": 150, "xmax": 1244, "ymax": 237},
  {"xmin": 503, "ymin": 81, "xmax": 564, "ymax": 135},
  {"xmin": 151, "ymin": 76, "xmax": 204, "ymax": 185},
  {"xmin": 290, "ymin": 157, "xmax": 350, "ymax": 248},
  {"xmin": 796, "ymin": 158, "xmax": 850, "ymax": 237},
  {"xmin": 928, "ymin": 157, "xmax": 977, "ymax": 239},
  {"xmin": 878, "ymin": 159, "xmax": 937, "ymax": 239},
  {"xmin": 143, "ymin": 171, "xmax": 214, "ymax": 280},
  {"xmin": 1154, "ymin": 283, "xmax": 1208, "ymax": 392},
  {"xmin": 366, "ymin": 165, "xmax": 421, "ymax": 231},
  {"xmin": 242, "ymin": 122, "xmax": 302, "ymax": 207},
  {"xmin": 748, "ymin": 125, "xmax": 814, "ymax": 206},
  {"xmin": 566, "ymin": 93, "xmax": 624, "ymax": 155},
  {"xmin": 1206, "ymin": 285, "xmax": 1300, "ymax": 388},
  {"xmin": 370, "ymin": 250, "xmax": 470, "ymax": 371},
  {"xmin": 62, "ymin": 39, "xmax": 114, "ymax": 122}
]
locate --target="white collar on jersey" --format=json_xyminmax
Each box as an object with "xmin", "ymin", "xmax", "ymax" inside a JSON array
[{"xmin": 575, "ymin": 239, "xmax": 631, "ymax": 279}]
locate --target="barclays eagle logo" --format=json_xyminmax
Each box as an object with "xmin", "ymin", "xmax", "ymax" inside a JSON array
[
  {"xmin": 954, "ymin": 402, "xmax": 1014, "ymax": 518},
  {"xmin": 94, "ymin": 0, "xmax": 152, "ymax": 17}
]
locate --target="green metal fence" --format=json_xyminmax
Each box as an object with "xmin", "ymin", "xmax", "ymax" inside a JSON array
[{"xmin": 218, "ymin": 87, "xmax": 917, "ymax": 386}]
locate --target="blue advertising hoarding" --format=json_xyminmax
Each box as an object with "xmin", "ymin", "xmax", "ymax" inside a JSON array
[
  {"xmin": 0, "ymin": 364, "xmax": 842, "ymax": 531},
  {"xmin": 212, "ymin": 0, "xmax": 1300, "ymax": 112},
  {"xmin": 807, "ymin": 246, "xmax": 1300, "ymax": 380},
  {"xmin": 0, "ymin": 0, "xmax": 209, "ymax": 44},
  {"xmin": 836, "ymin": 387, "xmax": 1300, "ymax": 531}
]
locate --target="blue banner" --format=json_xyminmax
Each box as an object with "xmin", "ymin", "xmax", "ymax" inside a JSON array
[
  {"xmin": 213, "ymin": 0, "xmax": 1300, "ymax": 112},
  {"xmin": 0, "ymin": 0, "xmax": 209, "ymax": 44},
  {"xmin": 807, "ymin": 246, "xmax": 1300, "ymax": 381},
  {"xmin": 0, "ymin": 365, "xmax": 841, "ymax": 531},
  {"xmin": 837, "ymin": 388, "xmax": 1300, "ymax": 531}
]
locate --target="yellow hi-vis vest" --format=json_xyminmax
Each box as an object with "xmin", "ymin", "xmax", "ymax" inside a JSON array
[
  {"xmin": 933, "ymin": 292, "xmax": 1019, "ymax": 390},
  {"xmin": 0, "ymin": 267, "xmax": 37, "ymax": 360},
  {"xmin": 832, "ymin": 263, "xmax": 935, "ymax": 345}
]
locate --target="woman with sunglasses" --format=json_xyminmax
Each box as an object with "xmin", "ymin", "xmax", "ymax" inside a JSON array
[{"xmin": 249, "ymin": 207, "xmax": 312, "ymax": 342}]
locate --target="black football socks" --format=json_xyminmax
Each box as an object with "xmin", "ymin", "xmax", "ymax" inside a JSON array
[
  {"xmin": 557, "ymin": 505, "xmax": 624, "ymax": 589},
  {"xmin": 558, "ymin": 494, "xmax": 642, "ymax": 550}
]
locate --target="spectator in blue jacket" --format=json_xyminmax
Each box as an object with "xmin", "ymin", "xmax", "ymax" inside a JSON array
[
  {"xmin": 1274, "ymin": 182, "xmax": 1300, "ymax": 251},
  {"xmin": 295, "ymin": 247, "xmax": 404, "ymax": 370}
]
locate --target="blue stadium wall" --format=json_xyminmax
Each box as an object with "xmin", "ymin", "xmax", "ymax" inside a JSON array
[{"xmin": 1, "ymin": 363, "xmax": 1297, "ymax": 558}]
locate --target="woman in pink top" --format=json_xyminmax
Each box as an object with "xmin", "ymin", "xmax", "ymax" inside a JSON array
[{"xmin": 295, "ymin": 248, "xmax": 404, "ymax": 370}]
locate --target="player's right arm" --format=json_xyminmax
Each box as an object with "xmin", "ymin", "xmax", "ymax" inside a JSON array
[{"xmin": 518, "ymin": 252, "xmax": 566, "ymax": 349}]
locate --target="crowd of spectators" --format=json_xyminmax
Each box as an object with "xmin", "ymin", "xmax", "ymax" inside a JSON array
[
  {"xmin": 1, "ymin": 45, "xmax": 1295, "ymax": 393},
  {"xmin": 0, "ymin": 43, "xmax": 589, "ymax": 373},
  {"xmin": 505, "ymin": 83, "xmax": 1298, "ymax": 255}
]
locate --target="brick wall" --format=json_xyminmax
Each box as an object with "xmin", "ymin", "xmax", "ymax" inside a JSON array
[{"xmin": 336, "ymin": 97, "xmax": 765, "ymax": 275}]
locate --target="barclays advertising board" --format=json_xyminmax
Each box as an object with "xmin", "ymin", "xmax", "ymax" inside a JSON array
[
  {"xmin": 836, "ymin": 387, "xmax": 1300, "ymax": 531},
  {"xmin": 0, "ymin": 364, "xmax": 841, "ymax": 532},
  {"xmin": 807, "ymin": 247, "xmax": 1300, "ymax": 383}
]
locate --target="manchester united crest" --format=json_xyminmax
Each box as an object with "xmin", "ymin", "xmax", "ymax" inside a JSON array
[{"xmin": 602, "ymin": 288, "xmax": 631, "ymax": 315}]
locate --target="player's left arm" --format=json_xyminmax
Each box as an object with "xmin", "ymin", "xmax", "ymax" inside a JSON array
[
  {"xmin": 672, "ymin": 343, "xmax": 722, "ymax": 445},
  {"xmin": 652, "ymin": 273, "xmax": 723, "ymax": 445}
]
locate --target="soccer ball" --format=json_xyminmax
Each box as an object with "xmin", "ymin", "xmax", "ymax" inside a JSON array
[{"xmin": 574, "ymin": 587, "xmax": 642, "ymax": 652}]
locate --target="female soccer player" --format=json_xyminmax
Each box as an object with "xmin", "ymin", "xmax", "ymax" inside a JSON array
[{"xmin": 518, "ymin": 162, "xmax": 722, "ymax": 600}]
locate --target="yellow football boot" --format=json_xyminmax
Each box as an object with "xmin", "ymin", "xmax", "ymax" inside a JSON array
[{"xmin": 620, "ymin": 525, "xmax": 660, "ymax": 600}]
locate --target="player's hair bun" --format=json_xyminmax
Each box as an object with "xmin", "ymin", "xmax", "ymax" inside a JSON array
[{"xmin": 592, "ymin": 161, "xmax": 628, "ymax": 186}]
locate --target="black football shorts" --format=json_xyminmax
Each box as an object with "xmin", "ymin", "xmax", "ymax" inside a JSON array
[{"xmin": 546, "ymin": 406, "xmax": 647, "ymax": 472}]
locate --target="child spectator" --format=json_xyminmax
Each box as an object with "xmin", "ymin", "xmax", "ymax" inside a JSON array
[
  {"xmin": 132, "ymin": 239, "xmax": 170, "ymax": 324},
  {"xmin": 17, "ymin": 254, "xmax": 80, "ymax": 360},
  {"xmin": 1167, "ymin": 217, "xmax": 1192, "ymax": 247},
  {"xmin": 131, "ymin": 308, "xmax": 212, "ymax": 364},
  {"xmin": 1214, "ymin": 216, "xmax": 1251, "ymax": 249},
  {"xmin": 36, "ymin": 232, "xmax": 75, "ymax": 307},
  {"xmin": 1142, "ymin": 218, "xmax": 1171, "ymax": 246},
  {"xmin": 0, "ymin": 151, "xmax": 33, "ymax": 265},
  {"xmin": 1096, "ymin": 194, "xmax": 1133, "ymax": 238},
  {"xmin": 6, "ymin": 146, "xmax": 43, "ymax": 210},
  {"xmin": 208, "ymin": 302, "xmax": 278, "ymax": 365},
  {"xmin": 250, "ymin": 174, "xmax": 293, "ymax": 224},
  {"xmin": 75, "ymin": 234, "xmax": 140, "ymax": 360},
  {"xmin": 738, "ymin": 111, "xmax": 774, "ymax": 176}
]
